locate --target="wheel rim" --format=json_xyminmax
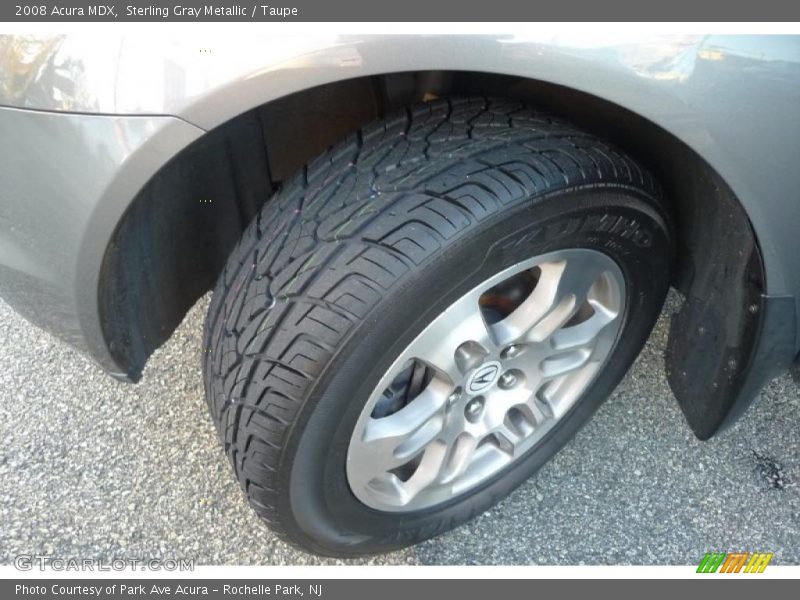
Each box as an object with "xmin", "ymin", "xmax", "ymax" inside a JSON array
[{"xmin": 346, "ymin": 248, "xmax": 626, "ymax": 512}]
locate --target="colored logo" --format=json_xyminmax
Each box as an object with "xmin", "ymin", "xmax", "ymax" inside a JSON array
[{"xmin": 697, "ymin": 552, "xmax": 773, "ymax": 573}]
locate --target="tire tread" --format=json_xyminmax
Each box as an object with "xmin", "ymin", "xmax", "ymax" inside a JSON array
[{"xmin": 202, "ymin": 97, "xmax": 663, "ymax": 545}]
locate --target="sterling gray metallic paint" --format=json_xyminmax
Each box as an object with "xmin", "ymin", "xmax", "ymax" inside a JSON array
[
  {"xmin": 1, "ymin": 33, "xmax": 799, "ymax": 376},
  {"xmin": 0, "ymin": 108, "xmax": 203, "ymax": 373}
]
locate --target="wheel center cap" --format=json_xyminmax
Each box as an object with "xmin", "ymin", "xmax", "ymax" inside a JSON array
[{"xmin": 466, "ymin": 361, "xmax": 502, "ymax": 394}]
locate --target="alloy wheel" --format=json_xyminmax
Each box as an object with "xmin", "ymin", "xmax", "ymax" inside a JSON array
[{"xmin": 346, "ymin": 248, "xmax": 626, "ymax": 511}]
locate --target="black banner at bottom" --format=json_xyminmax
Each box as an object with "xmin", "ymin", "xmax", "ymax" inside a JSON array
[{"xmin": 3, "ymin": 579, "xmax": 796, "ymax": 600}]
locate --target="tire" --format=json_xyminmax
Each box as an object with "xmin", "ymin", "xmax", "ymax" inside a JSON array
[{"xmin": 203, "ymin": 97, "xmax": 673, "ymax": 556}]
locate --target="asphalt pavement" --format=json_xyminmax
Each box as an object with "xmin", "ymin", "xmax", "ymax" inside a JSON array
[{"xmin": 1, "ymin": 291, "xmax": 798, "ymax": 565}]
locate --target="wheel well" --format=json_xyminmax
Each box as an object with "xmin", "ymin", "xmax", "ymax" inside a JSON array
[{"xmin": 99, "ymin": 70, "xmax": 764, "ymax": 394}]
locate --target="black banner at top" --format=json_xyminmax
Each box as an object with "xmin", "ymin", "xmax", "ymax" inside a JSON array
[{"xmin": 2, "ymin": 0, "xmax": 800, "ymax": 22}]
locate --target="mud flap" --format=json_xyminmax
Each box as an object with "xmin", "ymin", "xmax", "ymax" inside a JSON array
[{"xmin": 666, "ymin": 292, "xmax": 796, "ymax": 440}]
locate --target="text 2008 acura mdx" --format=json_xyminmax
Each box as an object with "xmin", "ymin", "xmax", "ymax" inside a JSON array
[{"xmin": 1, "ymin": 34, "xmax": 799, "ymax": 556}]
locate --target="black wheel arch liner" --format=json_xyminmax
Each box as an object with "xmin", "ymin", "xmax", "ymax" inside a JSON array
[
  {"xmin": 661, "ymin": 156, "xmax": 796, "ymax": 440},
  {"xmin": 97, "ymin": 87, "xmax": 798, "ymax": 441}
]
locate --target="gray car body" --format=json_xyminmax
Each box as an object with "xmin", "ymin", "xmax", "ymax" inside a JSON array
[{"xmin": 1, "ymin": 33, "xmax": 798, "ymax": 431}]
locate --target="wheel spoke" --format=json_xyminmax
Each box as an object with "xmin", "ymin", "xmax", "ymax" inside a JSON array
[
  {"xmin": 541, "ymin": 295, "xmax": 622, "ymax": 378},
  {"xmin": 550, "ymin": 303, "xmax": 617, "ymax": 352},
  {"xmin": 491, "ymin": 256, "xmax": 609, "ymax": 347},
  {"xmin": 490, "ymin": 260, "xmax": 568, "ymax": 346},
  {"xmin": 540, "ymin": 347, "xmax": 593, "ymax": 378},
  {"xmin": 411, "ymin": 290, "xmax": 496, "ymax": 382},
  {"xmin": 535, "ymin": 363, "xmax": 601, "ymax": 418},
  {"xmin": 438, "ymin": 433, "xmax": 480, "ymax": 484},
  {"xmin": 526, "ymin": 293, "xmax": 579, "ymax": 343},
  {"xmin": 362, "ymin": 381, "xmax": 447, "ymax": 446},
  {"xmin": 351, "ymin": 380, "xmax": 448, "ymax": 481},
  {"xmin": 401, "ymin": 441, "xmax": 450, "ymax": 502},
  {"xmin": 515, "ymin": 392, "xmax": 552, "ymax": 427}
]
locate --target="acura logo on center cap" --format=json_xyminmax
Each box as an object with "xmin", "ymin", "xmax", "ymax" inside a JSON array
[{"xmin": 467, "ymin": 361, "xmax": 502, "ymax": 393}]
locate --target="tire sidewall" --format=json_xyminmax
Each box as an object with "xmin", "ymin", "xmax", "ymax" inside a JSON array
[{"xmin": 279, "ymin": 187, "xmax": 671, "ymax": 556}]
